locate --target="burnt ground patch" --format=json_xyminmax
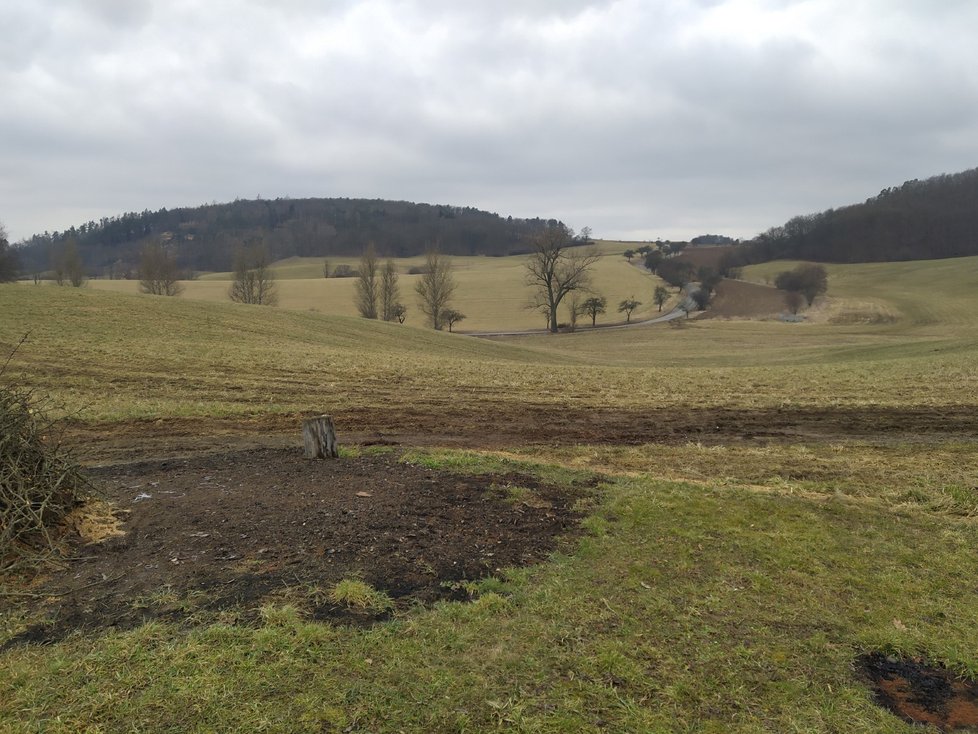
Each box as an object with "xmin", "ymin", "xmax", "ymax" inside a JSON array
[
  {"xmin": 861, "ymin": 652, "xmax": 978, "ymax": 731},
  {"xmin": 3, "ymin": 449, "xmax": 590, "ymax": 646}
]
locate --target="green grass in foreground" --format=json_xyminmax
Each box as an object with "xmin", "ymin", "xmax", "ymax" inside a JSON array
[
  {"xmin": 510, "ymin": 441, "xmax": 978, "ymax": 517},
  {"xmin": 2, "ymin": 450, "xmax": 976, "ymax": 732}
]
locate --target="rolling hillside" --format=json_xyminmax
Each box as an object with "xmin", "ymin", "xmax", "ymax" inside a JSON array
[
  {"xmin": 4, "ymin": 256, "xmax": 978, "ymax": 733},
  {"xmin": 84, "ymin": 246, "xmax": 665, "ymax": 332},
  {"xmin": 4, "ymin": 254, "xmax": 978, "ymax": 425},
  {"xmin": 741, "ymin": 255, "xmax": 978, "ymax": 329}
]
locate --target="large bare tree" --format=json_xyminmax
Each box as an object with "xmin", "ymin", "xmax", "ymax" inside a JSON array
[
  {"xmin": 229, "ymin": 243, "xmax": 278, "ymax": 305},
  {"xmin": 355, "ymin": 244, "xmax": 379, "ymax": 318},
  {"xmin": 415, "ymin": 249, "xmax": 456, "ymax": 330},
  {"xmin": 138, "ymin": 242, "xmax": 184, "ymax": 296},
  {"xmin": 380, "ymin": 258, "xmax": 401, "ymax": 321},
  {"xmin": 525, "ymin": 224, "xmax": 600, "ymax": 333}
]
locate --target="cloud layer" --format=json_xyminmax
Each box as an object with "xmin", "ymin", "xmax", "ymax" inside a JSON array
[{"xmin": 3, "ymin": 0, "xmax": 977, "ymax": 242}]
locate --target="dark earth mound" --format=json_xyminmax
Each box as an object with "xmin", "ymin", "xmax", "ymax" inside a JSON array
[
  {"xmin": 861, "ymin": 652, "xmax": 978, "ymax": 731},
  {"xmin": 4, "ymin": 449, "xmax": 589, "ymax": 646}
]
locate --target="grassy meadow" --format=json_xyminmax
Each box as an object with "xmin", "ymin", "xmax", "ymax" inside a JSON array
[
  {"xmin": 2, "ymin": 253, "xmax": 978, "ymax": 732},
  {"xmin": 85, "ymin": 243, "xmax": 666, "ymax": 332},
  {"xmin": 6, "ymin": 254, "xmax": 978, "ymax": 421}
]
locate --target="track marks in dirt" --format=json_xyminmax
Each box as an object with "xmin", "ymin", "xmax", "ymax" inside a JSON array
[{"xmin": 64, "ymin": 404, "xmax": 978, "ymax": 465}]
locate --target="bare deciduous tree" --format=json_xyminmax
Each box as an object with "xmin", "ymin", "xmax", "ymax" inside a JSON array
[
  {"xmin": 691, "ymin": 288, "xmax": 711, "ymax": 310},
  {"xmin": 566, "ymin": 292, "xmax": 583, "ymax": 331},
  {"xmin": 784, "ymin": 290, "xmax": 805, "ymax": 314},
  {"xmin": 380, "ymin": 259, "xmax": 401, "ymax": 321},
  {"xmin": 775, "ymin": 263, "xmax": 828, "ymax": 305},
  {"xmin": 0, "ymin": 222, "xmax": 18, "ymax": 283},
  {"xmin": 653, "ymin": 285, "xmax": 669, "ymax": 312},
  {"xmin": 525, "ymin": 224, "xmax": 600, "ymax": 333},
  {"xmin": 582, "ymin": 295, "xmax": 607, "ymax": 327},
  {"xmin": 618, "ymin": 297, "xmax": 641, "ymax": 322},
  {"xmin": 415, "ymin": 249, "xmax": 456, "ymax": 330},
  {"xmin": 442, "ymin": 309, "xmax": 465, "ymax": 332},
  {"xmin": 52, "ymin": 239, "xmax": 85, "ymax": 287},
  {"xmin": 229, "ymin": 243, "xmax": 278, "ymax": 306},
  {"xmin": 0, "ymin": 221, "xmax": 18, "ymax": 282},
  {"xmin": 138, "ymin": 242, "xmax": 184, "ymax": 296},
  {"xmin": 355, "ymin": 244, "xmax": 379, "ymax": 319}
]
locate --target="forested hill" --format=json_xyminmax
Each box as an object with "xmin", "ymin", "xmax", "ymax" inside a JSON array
[
  {"xmin": 748, "ymin": 167, "xmax": 978, "ymax": 263},
  {"xmin": 16, "ymin": 198, "xmax": 564, "ymax": 275}
]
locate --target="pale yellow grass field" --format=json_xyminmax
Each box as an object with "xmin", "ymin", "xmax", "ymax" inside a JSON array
[
  {"xmin": 517, "ymin": 255, "xmax": 978, "ymax": 372},
  {"xmin": 6, "ymin": 260, "xmax": 978, "ymax": 424},
  {"xmin": 8, "ymin": 253, "xmax": 978, "ymax": 424},
  {"xmin": 87, "ymin": 245, "xmax": 665, "ymax": 331},
  {"xmin": 742, "ymin": 256, "xmax": 978, "ymax": 328}
]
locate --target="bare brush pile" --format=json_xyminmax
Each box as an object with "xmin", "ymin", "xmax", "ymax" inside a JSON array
[{"xmin": 1, "ymin": 382, "xmax": 89, "ymax": 575}]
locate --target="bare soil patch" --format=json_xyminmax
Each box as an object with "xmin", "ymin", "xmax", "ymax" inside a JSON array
[
  {"xmin": 861, "ymin": 652, "xmax": 978, "ymax": 731},
  {"xmin": 4, "ymin": 449, "xmax": 588, "ymax": 646},
  {"xmin": 700, "ymin": 278, "xmax": 789, "ymax": 320}
]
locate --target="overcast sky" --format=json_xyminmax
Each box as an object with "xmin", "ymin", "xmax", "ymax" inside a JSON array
[{"xmin": 2, "ymin": 0, "xmax": 977, "ymax": 243}]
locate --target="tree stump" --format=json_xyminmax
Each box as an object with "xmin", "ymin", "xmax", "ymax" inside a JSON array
[{"xmin": 302, "ymin": 415, "xmax": 339, "ymax": 459}]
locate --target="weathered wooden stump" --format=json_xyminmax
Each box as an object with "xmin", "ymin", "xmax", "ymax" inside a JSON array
[{"xmin": 302, "ymin": 415, "xmax": 339, "ymax": 459}]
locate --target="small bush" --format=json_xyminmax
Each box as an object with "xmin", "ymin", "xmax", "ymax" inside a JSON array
[
  {"xmin": 1, "ymin": 365, "xmax": 91, "ymax": 575},
  {"xmin": 691, "ymin": 289, "xmax": 711, "ymax": 310},
  {"xmin": 775, "ymin": 263, "xmax": 828, "ymax": 305},
  {"xmin": 331, "ymin": 264, "xmax": 359, "ymax": 278},
  {"xmin": 407, "ymin": 265, "xmax": 429, "ymax": 275}
]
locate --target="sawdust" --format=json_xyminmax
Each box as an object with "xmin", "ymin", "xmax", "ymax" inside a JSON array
[{"xmin": 63, "ymin": 501, "xmax": 127, "ymax": 544}]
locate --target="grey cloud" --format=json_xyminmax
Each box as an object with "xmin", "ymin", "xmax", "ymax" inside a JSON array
[
  {"xmin": 2, "ymin": 1, "xmax": 978, "ymax": 242},
  {"xmin": 85, "ymin": 0, "xmax": 155, "ymax": 29}
]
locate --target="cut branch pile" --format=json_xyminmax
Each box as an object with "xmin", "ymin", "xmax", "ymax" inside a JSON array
[{"xmin": 1, "ymin": 382, "xmax": 90, "ymax": 576}]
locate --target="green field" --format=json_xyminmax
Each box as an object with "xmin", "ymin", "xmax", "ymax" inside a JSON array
[{"xmin": 3, "ymin": 254, "xmax": 978, "ymax": 732}]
